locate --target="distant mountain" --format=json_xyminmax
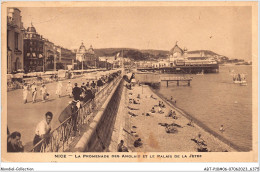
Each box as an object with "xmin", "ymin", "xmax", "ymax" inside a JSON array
[
  {"xmin": 94, "ymin": 48, "xmax": 225, "ymax": 61},
  {"xmin": 187, "ymin": 50, "xmax": 220, "ymax": 56}
]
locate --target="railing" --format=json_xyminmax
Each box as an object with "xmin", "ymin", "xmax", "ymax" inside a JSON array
[{"xmin": 30, "ymin": 75, "xmax": 122, "ymax": 152}]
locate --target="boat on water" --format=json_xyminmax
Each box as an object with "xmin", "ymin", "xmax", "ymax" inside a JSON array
[{"xmin": 233, "ymin": 73, "xmax": 247, "ymax": 85}]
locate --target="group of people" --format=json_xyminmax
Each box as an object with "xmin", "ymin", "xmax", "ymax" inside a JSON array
[
  {"xmin": 9, "ymin": 71, "xmax": 122, "ymax": 153},
  {"xmin": 22, "ymin": 82, "xmax": 41, "ymax": 103}
]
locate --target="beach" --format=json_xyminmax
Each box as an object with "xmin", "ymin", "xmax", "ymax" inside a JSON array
[{"xmin": 110, "ymin": 82, "xmax": 236, "ymax": 152}]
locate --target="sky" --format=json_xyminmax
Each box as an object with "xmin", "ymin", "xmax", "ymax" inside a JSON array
[{"xmin": 19, "ymin": 6, "xmax": 252, "ymax": 60}]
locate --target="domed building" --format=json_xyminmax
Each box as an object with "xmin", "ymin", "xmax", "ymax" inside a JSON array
[
  {"xmin": 76, "ymin": 42, "xmax": 87, "ymax": 62},
  {"xmin": 23, "ymin": 23, "xmax": 44, "ymax": 72},
  {"xmin": 169, "ymin": 41, "xmax": 187, "ymax": 66},
  {"xmin": 76, "ymin": 42, "xmax": 98, "ymax": 68}
]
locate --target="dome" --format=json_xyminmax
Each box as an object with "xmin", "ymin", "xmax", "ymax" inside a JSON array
[
  {"xmin": 88, "ymin": 45, "xmax": 95, "ymax": 54},
  {"xmin": 27, "ymin": 22, "xmax": 36, "ymax": 33},
  {"xmin": 78, "ymin": 42, "xmax": 87, "ymax": 54}
]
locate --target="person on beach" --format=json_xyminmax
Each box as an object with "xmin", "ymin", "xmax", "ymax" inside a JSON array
[
  {"xmin": 166, "ymin": 110, "xmax": 176, "ymax": 118},
  {"xmin": 187, "ymin": 119, "xmax": 194, "ymax": 127},
  {"xmin": 40, "ymin": 84, "xmax": 48, "ymax": 102},
  {"xmin": 133, "ymin": 99, "xmax": 139, "ymax": 104},
  {"xmin": 72, "ymin": 83, "xmax": 82, "ymax": 101},
  {"xmin": 117, "ymin": 140, "xmax": 129, "ymax": 152},
  {"xmin": 31, "ymin": 82, "xmax": 37, "ymax": 103},
  {"xmin": 151, "ymin": 107, "xmax": 156, "ymax": 113},
  {"xmin": 158, "ymin": 106, "xmax": 164, "ymax": 114},
  {"xmin": 170, "ymin": 96, "xmax": 173, "ymax": 101},
  {"xmin": 33, "ymin": 112, "xmax": 53, "ymax": 152},
  {"xmin": 161, "ymin": 102, "xmax": 165, "ymax": 108},
  {"xmin": 134, "ymin": 138, "xmax": 143, "ymax": 148},
  {"xmin": 66, "ymin": 81, "xmax": 73, "ymax": 98},
  {"xmin": 7, "ymin": 131, "xmax": 24, "ymax": 152},
  {"xmin": 193, "ymin": 133, "xmax": 208, "ymax": 152},
  {"xmin": 219, "ymin": 125, "xmax": 225, "ymax": 133},
  {"xmin": 22, "ymin": 83, "xmax": 29, "ymax": 104}
]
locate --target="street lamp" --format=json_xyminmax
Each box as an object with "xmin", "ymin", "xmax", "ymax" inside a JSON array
[{"xmin": 81, "ymin": 54, "xmax": 84, "ymax": 74}]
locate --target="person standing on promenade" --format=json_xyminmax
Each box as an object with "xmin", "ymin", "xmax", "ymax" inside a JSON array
[
  {"xmin": 72, "ymin": 83, "xmax": 82, "ymax": 101},
  {"xmin": 56, "ymin": 81, "xmax": 63, "ymax": 98},
  {"xmin": 40, "ymin": 84, "xmax": 48, "ymax": 102},
  {"xmin": 33, "ymin": 112, "xmax": 53, "ymax": 152},
  {"xmin": 91, "ymin": 80, "xmax": 96, "ymax": 89},
  {"xmin": 7, "ymin": 131, "xmax": 24, "ymax": 152},
  {"xmin": 86, "ymin": 81, "xmax": 90, "ymax": 88},
  {"xmin": 81, "ymin": 82, "xmax": 86, "ymax": 93},
  {"xmin": 31, "ymin": 82, "xmax": 37, "ymax": 103},
  {"xmin": 23, "ymin": 83, "xmax": 29, "ymax": 104},
  {"xmin": 66, "ymin": 81, "xmax": 73, "ymax": 98}
]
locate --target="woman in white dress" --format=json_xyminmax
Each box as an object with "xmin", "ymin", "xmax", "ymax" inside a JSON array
[
  {"xmin": 66, "ymin": 81, "xmax": 73, "ymax": 98},
  {"xmin": 23, "ymin": 83, "xmax": 29, "ymax": 104},
  {"xmin": 56, "ymin": 81, "xmax": 63, "ymax": 98}
]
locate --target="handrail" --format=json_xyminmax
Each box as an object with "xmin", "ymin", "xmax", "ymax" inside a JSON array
[{"xmin": 30, "ymin": 74, "xmax": 122, "ymax": 152}]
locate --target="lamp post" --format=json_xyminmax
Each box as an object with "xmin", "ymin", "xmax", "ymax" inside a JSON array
[{"xmin": 81, "ymin": 54, "xmax": 84, "ymax": 74}]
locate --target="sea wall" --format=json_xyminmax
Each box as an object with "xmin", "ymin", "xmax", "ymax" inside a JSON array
[{"xmin": 73, "ymin": 78, "xmax": 123, "ymax": 152}]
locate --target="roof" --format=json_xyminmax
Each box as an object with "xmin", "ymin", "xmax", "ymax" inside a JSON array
[
  {"xmin": 169, "ymin": 42, "xmax": 184, "ymax": 55},
  {"xmin": 78, "ymin": 42, "xmax": 87, "ymax": 54},
  {"xmin": 88, "ymin": 45, "xmax": 95, "ymax": 54},
  {"xmin": 27, "ymin": 22, "xmax": 36, "ymax": 33}
]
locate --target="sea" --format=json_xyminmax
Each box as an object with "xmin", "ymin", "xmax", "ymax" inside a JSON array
[{"xmin": 157, "ymin": 65, "xmax": 252, "ymax": 151}]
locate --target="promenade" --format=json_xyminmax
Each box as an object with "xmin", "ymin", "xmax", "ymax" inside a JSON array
[
  {"xmin": 7, "ymin": 76, "xmax": 90, "ymax": 151},
  {"xmin": 110, "ymin": 81, "xmax": 236, "ymax": 152}
]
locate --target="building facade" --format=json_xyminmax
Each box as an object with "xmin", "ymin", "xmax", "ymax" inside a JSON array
[
  {"xmin": 56, "ymin": 46, "xmax": 75, "ymax": 70},
  {"xmin": 76, "ymin": 42, "xmax": 98, "ymax": 68},
  {"xmin": 169, "ymin": 42, "xmax": 188, "ymax": 67},
  {"xmin": 7, "ymin": 8, "xmax": 24, "ymax": 74},
  {"xmin": 23, "ymin": 23, "xmax": 44, "ymax": 72},
  {"xmin": 43, "ymin": 39, "xmax": 58, "ymax": 71}
]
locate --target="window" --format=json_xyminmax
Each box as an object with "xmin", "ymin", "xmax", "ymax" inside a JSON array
[{"xmin": 15, "ymin": 32, "xmax": 19, "ymax": 50}]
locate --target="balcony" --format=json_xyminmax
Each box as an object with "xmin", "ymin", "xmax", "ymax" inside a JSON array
[{"xmin": 7, "ymin": 16, "xmax": 18, "ymax": 28}]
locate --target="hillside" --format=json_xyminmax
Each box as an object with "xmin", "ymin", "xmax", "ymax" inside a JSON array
[
  {"xmin": 188, "ymin": 50, "xmax": 219, "ymax": 56},
  {"xmin": 94, "ymin": 48, "xmax": 223, "ymax": 61}
]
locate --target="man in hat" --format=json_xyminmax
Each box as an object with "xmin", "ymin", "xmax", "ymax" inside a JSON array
[
  {"xmin": 72, "ymin": 83, "xmax": 82, "ymax": 101},
  {"xmin": 81, "ymin": 82, "xmax": 86, "ymax": 93}
]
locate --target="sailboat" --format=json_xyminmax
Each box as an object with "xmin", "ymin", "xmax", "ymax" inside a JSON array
[{"xmin": 233, "ymin": 73, "xmax": 247, "ymax": 86}]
